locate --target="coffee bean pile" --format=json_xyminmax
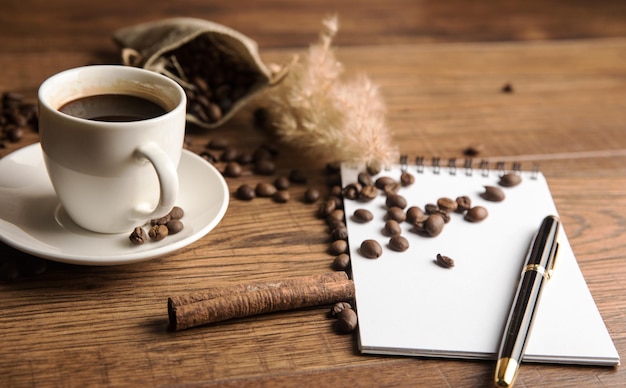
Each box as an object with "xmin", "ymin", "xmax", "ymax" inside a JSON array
[
  {"xmin": 164, "ymin": 35, "xmax": 263, "ymax": 126},
  {"xmin": 129, "ymin": 206, "xmax": 185, "ymax": 245},
  {"xmin": 1, "ymin": 92, "xmax": 38, "ymax": 149}
]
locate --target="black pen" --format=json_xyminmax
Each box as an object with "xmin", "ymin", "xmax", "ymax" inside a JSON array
[{"xmin": 494, "ymin": 215, "xmax": 560, "ymax": 388}]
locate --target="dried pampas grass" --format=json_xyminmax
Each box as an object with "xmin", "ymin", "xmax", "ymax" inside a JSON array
[{"xmin": 261, "ymin": 16, "xmax": 398, "ymax": 169}]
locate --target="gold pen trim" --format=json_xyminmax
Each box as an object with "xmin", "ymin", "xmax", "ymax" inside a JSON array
[
  {"xmin": 522, "ymin": 264, "xmax": 551, "ymax": 280},
  {"xmin": 494, "ymin": 357, "xmax": 519, "ymax": 388}
]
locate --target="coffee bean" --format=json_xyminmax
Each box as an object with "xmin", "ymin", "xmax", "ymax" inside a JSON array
[
  {"xmin": 342, "ymin": 183, "xmax": 362, "ymax": 200},
  {"xmin": 382, "ymin": 182, "xmax": 401, "ymax": 196},
  {"xmin": 236, "ymin": 151, "xmax": 253, "ymax": 165},
  {"xmin": 389, "ymin": 235, "xmax": 409, "ymax": 252},
  {"xmin": 353, "ymin": 208, "xmax": 374, "ymax": 223},
  {"xmin": 207, "ymin": 137, "xmax": 229, "ymax": 150},
  {"xmin": 151, "ymin": 214, "xmax": 171, "ymax": 226},
  {"xmin": 327, "ymin": 209, "xmax": 345, "ymax": 225},
  {"xmin": 464, "ymin": 206, "xmax": 488, "ymax": 222},
  {"xmin": 303, "ymin": 188, "xmax": 321, "ymax": 203},
  {"xmin": 222, "ymin": 161, "xmax": 243, "ymax": 177},
  {"xmin": 360, "ymin": 239, "xmax": 383, "ymax": 259},
  {"xmin": 255, "ymin": 182, "xmax": 277, "ymax": 197},
  {"xmin": 318, "ymin": 199, "xmax": 337, "ymax": 218},
  {"xmin": 481, "ymin": 186, "xmax": 506, "ymax": 202},
  {"xmin": 499, "ymin": 173, "xmax": 522, "ymax": 187},
  {"xmin": 168, "ymin": 206, "xmax": 184, "ymax": 219},
  {"xmin": 359, "ymin": 185, "xmax": 378, "ymax": 201},
  {"xmin": 272, "ymin": 190, "xmax": 290, "ymax": 203},
  {"xmin": 436, "ymin": 253, "xmax": 455, "ymax": 268},
  {"xmin": 129, "ymin": 226, "xmax": 147, "ymax": 245},
  {"xmin": 385, "ymin": 194, "xmax": 407, "ymax": 209},
  {"xmin": 374, "ymin": 176, "xmax": 395, "ymax": 190},
  {"xmin": 288, "ymin": 169, "xmax": 307, "ymax": 184},
  {"xmin": 254, "ymin": 159, "xmax": 276, "ymax": 175},
  {"xmin": 406, "ymin": 206, "xmax": 427, "ymax": 224},
  {"xmin": 148, "ymin": 224, "xmax": 168, "ymax": 241},
  {"xmin": 386, "ymin": 207, "xmax": 406, "ymax": 223},
  {"xmin": 336, "ymin": 307, "xmax": 358, "ymax": 334},
  {"xmin": 252, "ymin": 147, "xmax": 274, "ymax": 162},
  {"xmin": 357, "ymin": 172, "xmax": 373, "ymax": 187},
  {"xmin": 425, "ymin": 214, "xmax": 445, "ymax": 237},
  {"xmin": 366, "ymin": 160, "xmax": 382, "ymax": 175},
  {"xmin": 331, "ymin": 224, "xmax": 348, "ymax": 241},
  {"xmin": 400, "ymin": 171, "xmax": 415, "ymax": 186},
  {"xmin": 274, "ymin": 176, "xmax": 290, "ymax": 190},
  {"xmin": 437, "ymin": 197, "xmax": 458, "ymax": 213},
  {"xmin": 455, "ymin": 196, "xmax": 472, "ymax": 213},
  {"xmin": 329, "ymin": 240, "xmax": 348, "ymax": 255},
  {"xmin": 200, "ymin": 150, "xmax": 219, "ymax": 163},
  {"xmin": 166, "ymin": 219, "xmax": 184, "ymax": 234},
  {"xmin": 330, "ymin": 301, "xmax": 353, "ymax": 317},
  {"xmin": 332, "ymin": 253, "xmax": 351, "ymax": 271},
  {"xmin": 382, "ymin": 219, "xmax": 402, "ymax": 237},
  {"xmin": 236, "ymin": 184, "xmax": 256, "ymax": 200},
  {"xmin": 220, "ymin": 147, "xmax": 239, "ymax": 162}
]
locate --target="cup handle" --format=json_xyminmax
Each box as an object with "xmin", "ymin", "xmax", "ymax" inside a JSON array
[{"xmin": 133, "ymin": 142, "xmax": 179, "ymax": 220}]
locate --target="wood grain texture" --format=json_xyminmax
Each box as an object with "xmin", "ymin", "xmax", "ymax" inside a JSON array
[{"xmin": 1, "ymin": 1, "xmax": 625, "ymax": 387}]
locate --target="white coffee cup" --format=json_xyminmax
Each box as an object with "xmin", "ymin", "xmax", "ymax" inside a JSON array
[{"xmin": 38, "ymin": 65, "xmax": 186, "ymax": 233}]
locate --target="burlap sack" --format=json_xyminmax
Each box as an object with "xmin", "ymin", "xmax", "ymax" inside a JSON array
[{"xmin": 114, "ymin": 17, "xmax": 285, "ymax": 129}]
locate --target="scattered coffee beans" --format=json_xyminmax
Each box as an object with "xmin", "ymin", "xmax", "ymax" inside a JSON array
[
  {"xmin": 360, "ymin": 239, "xmax": 383, "ymax": 259},
  {"xmin": 481, "ymin": 186, "xmax": 505, "ymax": 202},
  {"xmin": 436, "ymin": 253, "xmax": 455, "ymax": 269},
  {"xmin": 389, "ymin": 235, "xmax": 409, "ymax": 252},
  {"xmin": 499, "ymin": 173, "xmax": 522, "ymax": 187}
]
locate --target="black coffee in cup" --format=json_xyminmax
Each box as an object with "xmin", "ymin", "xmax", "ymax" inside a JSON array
[{"xmin": 59, "ymin": 94, "xmax": 167, "ymax": 122}]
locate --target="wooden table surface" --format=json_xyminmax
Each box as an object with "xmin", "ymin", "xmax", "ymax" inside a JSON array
[{"xmin": 1, "ymin": 1, "xmax": 625, "ymax": 387}]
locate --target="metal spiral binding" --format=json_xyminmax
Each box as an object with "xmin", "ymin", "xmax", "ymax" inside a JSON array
[{"xmin": 401, "ymin": 155, "xmax": 540, "ymax": 179}]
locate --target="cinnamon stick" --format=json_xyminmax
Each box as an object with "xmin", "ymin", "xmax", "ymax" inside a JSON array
[{"xmin": 168, "ymin": 272, "xmax": 355, "ymax": 331}]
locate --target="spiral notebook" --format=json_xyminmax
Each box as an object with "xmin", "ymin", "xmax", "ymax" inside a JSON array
[{"xmin": 341, "ymin": 158, "xmax": 619, "ymax": 365}]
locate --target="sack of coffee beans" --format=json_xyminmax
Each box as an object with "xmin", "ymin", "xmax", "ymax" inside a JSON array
[{"xmin": 114, "ymin": 17, "xmax": 283, "ymax": 129}]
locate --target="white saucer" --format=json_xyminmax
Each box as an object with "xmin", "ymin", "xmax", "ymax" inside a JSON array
[{"xmin": 0, "ymin": 143, "xmax": 229, "ymax": 265}]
